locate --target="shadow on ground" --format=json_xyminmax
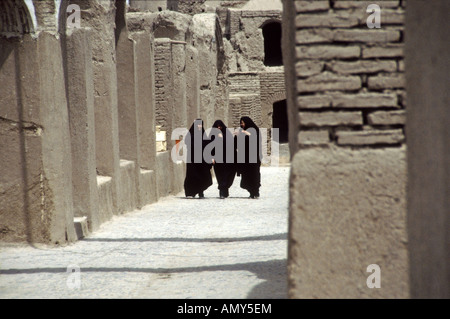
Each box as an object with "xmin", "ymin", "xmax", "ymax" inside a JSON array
[
  {"xmin": 81, "ymin": 233, "xmax": 287, "ymax": 243},
  {"xmin": 245, "ymin": 258, "xmax": 287, "ymax": 299},
  {"xmin": 0, "ymin": 258, "xmax": 288, "ymax": 298}
]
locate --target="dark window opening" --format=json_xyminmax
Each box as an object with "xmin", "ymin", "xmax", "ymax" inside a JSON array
[
  {"xmin": 273, "ymin": 100, "xmax": 288, "ymax": 143},
  {"xmin": 263, "ymin": 22, "xmax": 283, "ymax": 66}
]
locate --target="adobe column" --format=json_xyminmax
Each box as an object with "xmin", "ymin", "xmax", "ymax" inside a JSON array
[
  {"xmin": 171, "ymin": 40, "xmax": 188, "ymax": 138},
  {"xmin": 116, "ymin": 32, "xmax": 140, "ymax": 212},
  {"xmin": 0, "ymin": 32, "xmax": 77, "ymax": 244},
  {"xmin": 65, "ymin": 27, "xmax": 100, "ymax": 232},
  {"xmin": 131, "ymin": 31, "xmax": 158, "ymax": 205},
  {"xmin": 154, "ymin": 38, "xmax": 173, "ymax": 147},
  {"xmin": 88, "ymin": 6, "xmax": 122, "ymax": 216},
  {"xmin": 169, "ymin": 40, "xmax": 188, "ymax": 194},
  {"xmin": 154, "ymin": 38, "xmax": 174, "ymax": 197},
  {"xmin": 186, "ymin": 45, "xmax": 200, "ymax": 124}
]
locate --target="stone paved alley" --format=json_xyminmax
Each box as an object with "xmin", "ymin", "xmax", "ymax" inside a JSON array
[{"xmin": 0, "ymin": 166, "xmax": 289, "ymax": 299}]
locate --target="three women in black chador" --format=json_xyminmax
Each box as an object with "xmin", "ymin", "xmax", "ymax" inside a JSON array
[{"xmin": 183, "ymin": 116, "xmax": 261, "ymax": 199}]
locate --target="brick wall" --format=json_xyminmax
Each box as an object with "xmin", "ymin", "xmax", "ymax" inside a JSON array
[
  {"xmin": 228, "ymin": 72, "xmax": 260, "ymax": 95},
  {"xmin": 154, "ymin": 39, "xmax": 172, "ymax": 132},
  {"xmin": 295, "ymin": 0, "xmax": 406, "ymax": 147},
  {"xmin": 260, "ymin": 71, "xmax": 286, "ymax": 103},
  {"xmin": 228, "ymin": 71, "xmax": 286, "ymax": 130},
  {"xmin": 228, "ymin": 72, "xmax": 262, "ymax": 127},
  {"xmin": 229, "ymin": 97, "xmax": 242, "ymax": 127},
  {"xmin": 228, "ymin": 94, "xmax": 262, "ymax": 128},
  {"xmin": 259, "ymin": 71, "xmax": 286, "ymax": 128}
]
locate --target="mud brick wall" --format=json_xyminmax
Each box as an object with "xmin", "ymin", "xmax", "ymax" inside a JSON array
[
  {"xmin": 295, "ymin": 0, "xmax": 406, "ymax": 148},
  {"xmin": 229, "ymin": 97, "xmax": 242, "ymax": 127},
  {"xmin": 228, "ymin": 94, "xmax": 261, "ymax": 128},
  {"xmin": 228, "ymin": 72, "xmax": 260, "ymax": 95},
  {"xmin": 260, "ymin": 71, "xmax": 286, "ymax": 126},
  {"xmin": 228, "ymin": 71, "xmax": 286, "ymax": 129},
  {"xmin": 154, "ymin": 39, "xmax": 173, "ymax": 133},
  {"xmin": 260, "ymin": 72, "xmax": 286, "ymax": 95},
  {"xmin": 228, "ymin": 72, "xmax": 262, "ymax": 127},
  {"xmin": 228, "ymin": 9, "xmax": 241, "ymax": 39},
  {"xmin": 260, "ymin": 71, "xmax": 286, "ymax": 105}
]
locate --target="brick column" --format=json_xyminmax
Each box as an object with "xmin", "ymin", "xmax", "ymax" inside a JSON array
[{"xmin": 284, "ymin": 0, "xmax": 409, "ymax": 298}]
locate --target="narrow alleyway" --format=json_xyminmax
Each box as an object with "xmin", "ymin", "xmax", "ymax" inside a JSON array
[{"xmin": 0, "ymin": 166, "xmax": 289, "ymax": 299}]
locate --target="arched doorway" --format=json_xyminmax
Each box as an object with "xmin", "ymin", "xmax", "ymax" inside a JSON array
[
  {"xmin": 262, "ymin": 21, "xmax": 283, "ymax": 66},
  {"xmin": 272, "ymin": 99, "xmax": 288, "ymax": 144}
]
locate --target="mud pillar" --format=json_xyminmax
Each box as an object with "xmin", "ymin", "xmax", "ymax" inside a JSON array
[
  {"xmin": 155, "ymin": 38, "xmax": 174, "ymax": 148},
  {"xmin": 92, "ymin": 35, "xmax": 121, "ymax": 217},
  {"xmin": 169, "ymin": 41, "xmax": 188, "ymax": 194},
  {"xmin": 116, "ymin": 33, "xmax": 140, "ymax": 212},
  {"xmin": 171, "ymin": 41, "xmax": 188, "ymax": 132},
  {"xmin": 65, "ymin": 27, "xmax": 100, "ymax": 232},
  {"xmin": 132, "ymin": 33, "xmax": 156, "ymax": 171},
  {"xmin": 186, "ymin": 45, "xmax": 200, "ymax": 124},
  {"xmin": 154, "ymin": 38, "xmax": 174, "ymax": 197},
  {"xmin": 131, "ymin": 31, "xmax": 158, "ymax": 205},
  {"xmin": 0, "ymin": 33, "xmax": 76, "ymax": 244}
]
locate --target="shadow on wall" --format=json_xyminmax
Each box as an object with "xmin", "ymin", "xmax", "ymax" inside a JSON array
[
  {"xmin": 0, "ymin": 43, "xmax": 34, "ymax": 243},
  {"xmin": 14, "ymin": 46, "xmax": 32, "ymax": 244}
]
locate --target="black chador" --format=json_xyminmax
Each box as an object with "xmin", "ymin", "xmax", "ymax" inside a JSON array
[
  {"xmin": 236, "ymin": 116, "xmax": 262, "ymax": 199},
  {"xmin": 183, "ymin": 119, "xmax": 212, "ymax": 198},
  {"xmin": 210, "ymin": 120, "xmax": 237, "ymax": 199}
]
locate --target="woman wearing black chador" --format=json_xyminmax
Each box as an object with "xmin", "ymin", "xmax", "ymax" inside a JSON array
[
  {"xmin": 210, "ymin": 120, "xmax": 237, "ymax": 199},
  {"xmin": 184, "ymin": 119, "xmax": 212, "ymax": 198},
  {"xmin": 236, "ymin": 116, "xmax": 262, "ymax": 199}
]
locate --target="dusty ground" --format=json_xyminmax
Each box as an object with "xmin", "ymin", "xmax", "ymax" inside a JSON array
[{"xmin": 0, "ymin": 166, "xmax": 289, "ymax": 299}]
